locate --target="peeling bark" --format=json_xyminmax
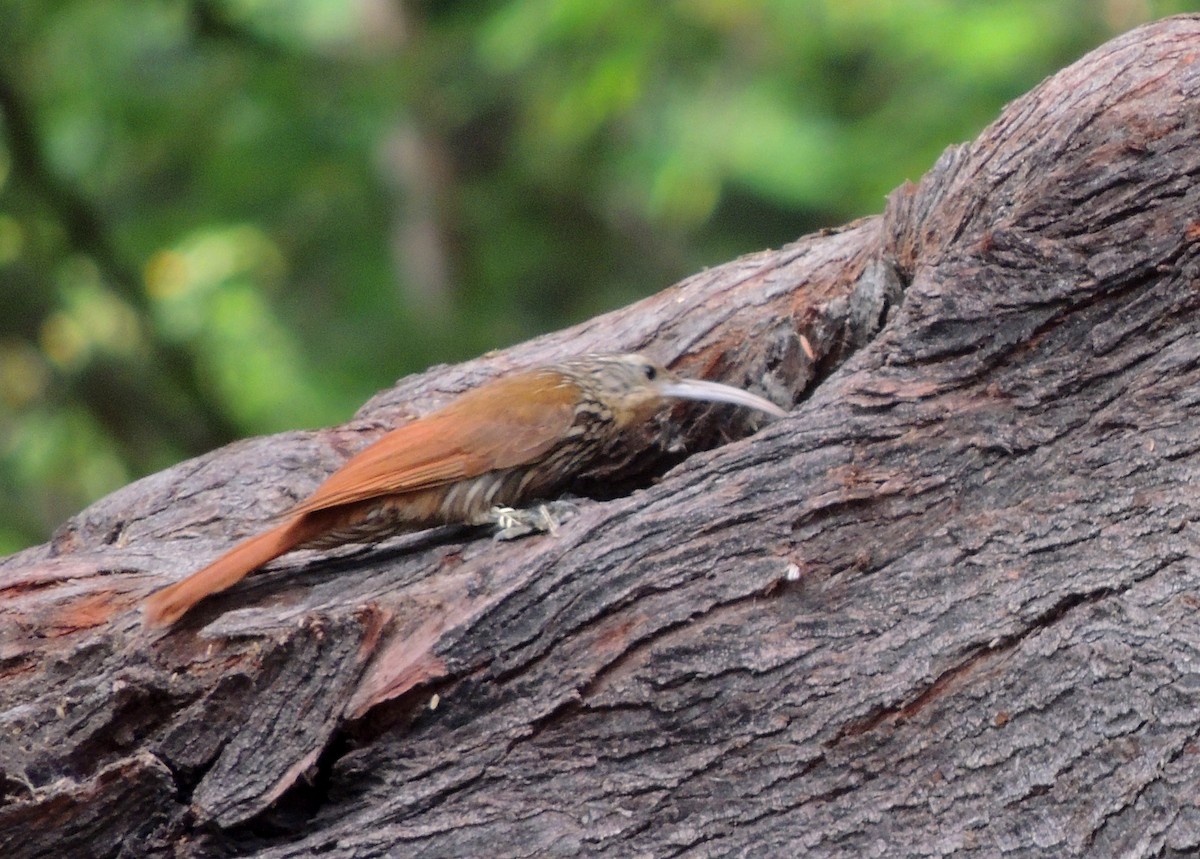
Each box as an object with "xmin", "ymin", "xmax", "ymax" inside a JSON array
[{"xmin": 4, "ymin": 15, "xmax": 1200, "ymax": 859}]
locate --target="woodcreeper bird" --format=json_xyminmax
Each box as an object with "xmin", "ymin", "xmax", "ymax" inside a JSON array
[{"xmin": 142, "ymin": 353, "xmax": 786, "ymax": 627}]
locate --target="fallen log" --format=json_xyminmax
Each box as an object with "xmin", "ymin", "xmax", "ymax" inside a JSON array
[{"xmin": 3, "ymin": 15, "xmax": 1200, "ymax": 858}]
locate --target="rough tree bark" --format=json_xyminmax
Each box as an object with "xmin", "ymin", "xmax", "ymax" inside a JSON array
[{"xmin": 4, "ymin": 15, "xmax": 1200, "ymax": 859}]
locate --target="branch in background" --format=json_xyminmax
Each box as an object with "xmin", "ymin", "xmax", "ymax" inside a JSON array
[
  {"xmin": 0, "ymin": 65, "xmax": 242, "ymax": 461},
  {"xmin": 189, "ymin": 0, "xmax": 293, "ymax": 56}
]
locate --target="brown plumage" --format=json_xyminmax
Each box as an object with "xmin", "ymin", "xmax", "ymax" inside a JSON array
[{"xmin": 142, "ymin": 353, "xmax": 786, "ymax": 628}]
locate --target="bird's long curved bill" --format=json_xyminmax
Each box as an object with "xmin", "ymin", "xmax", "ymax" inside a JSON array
[{"xmin": 658, "ymin": 379, "xmax": 787, "ymax": 417}]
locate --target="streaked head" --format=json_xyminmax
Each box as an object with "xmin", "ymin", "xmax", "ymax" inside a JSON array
[{"xmin": 557, "ymin": 353, "xmax": 787, "ymax": 429}]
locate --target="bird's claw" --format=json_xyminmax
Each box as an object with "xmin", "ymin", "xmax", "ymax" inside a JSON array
[{"xmin": 489, "ymin": 500, "xmax": 578, "ymax": 541}]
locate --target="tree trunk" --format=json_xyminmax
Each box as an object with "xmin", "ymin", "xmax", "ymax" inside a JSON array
[{"xmin": 5, "ymin": 15, "xmax": 1200, "ymax": 859}]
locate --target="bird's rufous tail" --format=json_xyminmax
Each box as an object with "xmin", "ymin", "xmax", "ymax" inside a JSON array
[{"xmin": 143, "ymin": 517, "xmax": 312, "ymax": 628}]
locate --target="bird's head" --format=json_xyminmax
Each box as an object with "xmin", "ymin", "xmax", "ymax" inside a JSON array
[{"xmin": 559, "ymin": 353, "xmax": 787, "ymax": 430}]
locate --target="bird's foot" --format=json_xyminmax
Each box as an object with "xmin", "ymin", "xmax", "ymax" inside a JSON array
[{"xmin": 488, "ymin": 500, "xmax": 579, "ymax": 541}]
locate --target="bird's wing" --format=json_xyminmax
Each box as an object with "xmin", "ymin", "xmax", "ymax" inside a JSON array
[{"xmin": 286, "ymin": 370, "xmax": 580, "ymax": 516}]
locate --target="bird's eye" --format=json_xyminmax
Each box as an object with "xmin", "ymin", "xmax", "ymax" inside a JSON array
[{"xmin": 643, "ymin": 364, "xmax": 657, "ymax": 380}]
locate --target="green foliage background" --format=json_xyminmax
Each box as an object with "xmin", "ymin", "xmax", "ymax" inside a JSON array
[{"xmin": 0, "ymin": 0, "xmax": 1193, "ymax": 552}]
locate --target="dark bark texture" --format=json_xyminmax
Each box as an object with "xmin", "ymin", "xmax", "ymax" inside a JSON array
[{"xmin": 5, "ymin": 16, "xmax": 1200, "ymax": 858}]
